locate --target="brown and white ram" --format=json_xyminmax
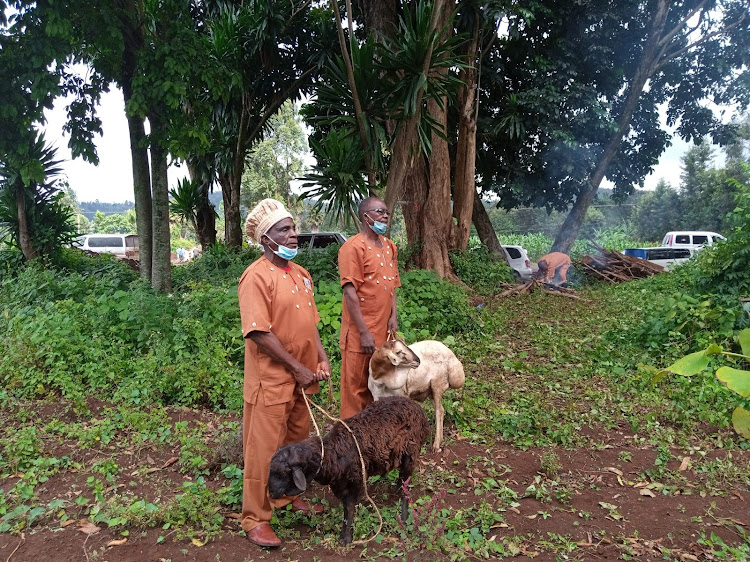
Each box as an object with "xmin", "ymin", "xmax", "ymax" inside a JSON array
[{"xmin": 368, "ymin": 339, "xmax": 465, "ymax": 451}]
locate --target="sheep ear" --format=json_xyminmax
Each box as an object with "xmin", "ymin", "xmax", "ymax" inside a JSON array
[{"xmin": 293, "ymin": 468, "xmax": 307, "ymax": 492}]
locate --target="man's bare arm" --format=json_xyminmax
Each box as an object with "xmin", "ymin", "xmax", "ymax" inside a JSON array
[{"xmin": 342, "ymin": 282, "xmax": 375, "ymax": 354}]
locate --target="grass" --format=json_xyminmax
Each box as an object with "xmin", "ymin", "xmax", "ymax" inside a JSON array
[{"xmin": 1, "ymin": 253, "xmax": 750, "ymax": 559}]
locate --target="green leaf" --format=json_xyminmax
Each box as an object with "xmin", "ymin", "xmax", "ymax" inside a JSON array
[
  {"xmin": 664, "ymin": 351, "xmax": 709, "ymax": 377},
  {"xmin": 716, "ymin": 367, "xmax": 750, "ymax": 398},
  {"xmin": 731, "ymin": 407, "xmax": 750, "ymax": 439},
  {"xmin": 739, "ymin": 328, "xmax": 750, "ymax": 358},
  {"xmin": 705, "ymin": 343, "xmax": 722, "ymax": 356}
]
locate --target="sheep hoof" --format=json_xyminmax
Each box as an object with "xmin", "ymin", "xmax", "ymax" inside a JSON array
[{"xmin": 340, "ymin": 531, "xmax": 353, "ymax": 546}]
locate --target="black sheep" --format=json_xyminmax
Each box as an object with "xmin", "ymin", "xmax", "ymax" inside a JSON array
[{"xmin": 268, "ymin": 396, "xmax": 429, "ymax": 544}]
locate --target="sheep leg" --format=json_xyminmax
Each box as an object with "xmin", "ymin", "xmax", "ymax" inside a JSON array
[
  {"xmin": 340, "ymin": 494, "xmax": 356, "ymax": 545},
  {"xmin": 432, "ymin": 394, "xmax": 444, "ymax": 452},
  {"xmin": 397, "ymin": 457, "xmax": 414, "ymax": 522}
]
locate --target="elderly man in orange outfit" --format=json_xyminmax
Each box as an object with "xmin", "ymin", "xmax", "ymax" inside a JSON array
[
  {"xmin": 338, "ymin": 196, "xmax": 400, "ymax": 419},
  {"xmin": 238, "ymin": 198, "xmax": 331, "ymax": 548}
]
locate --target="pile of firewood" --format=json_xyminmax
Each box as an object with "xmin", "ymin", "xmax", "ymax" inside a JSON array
[
  {"xmin": 580, "ymin": 247, "xmax": 663, "ymax": 283},
  {"xmin": 499, "ymin": 279, "xmax": 588, "ymax": 301}
]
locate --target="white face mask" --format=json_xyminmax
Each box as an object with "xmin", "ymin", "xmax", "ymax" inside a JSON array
[
  {"xmin": 264, "ymin": 234, "xmax": 298, "ymax": 260},
  {"xmin": 365, "ymin": 213, "xmax": 387, "ymax": 235}
]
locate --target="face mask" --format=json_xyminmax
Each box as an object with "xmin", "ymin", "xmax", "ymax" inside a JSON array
[
  {"xmin": 264, "ymin": 234, "xmax": 298, "ymax": 261},
  {"xmin": 365, "ymin": 213, "xmax": 387, "ymax": 235}
]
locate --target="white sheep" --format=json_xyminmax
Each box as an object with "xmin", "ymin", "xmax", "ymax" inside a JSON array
[{"xmin": 368, "ymin": 339, "xmax": 465, "ymax": 451}]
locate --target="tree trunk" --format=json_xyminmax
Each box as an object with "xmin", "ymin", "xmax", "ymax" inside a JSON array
[
  {"xmin": 16, "ymin": 190, "xmax": 38, "ymax": 261},
  {"xmin": 125, "ymin": 111, "xmax": 152, "ymax": 279},
  {"xmin": 186, "ymin": 158, "xmax": 217, "ymax": 249},
  {"xmin": 148, "ymin": 116, "xmax": 172, "ymax": 293},
  {"xmin": 451, "ymin": 15, "xmax": 480, "ymax": 252},
  {"xmin": 119, "ymin": 0, "xmax": 152, "ymax": 279},
  {"xmin": 401, "ymin": 0, "xmax": 457, "ymax": 280},
  {"xmin": 220, "ymin": 169, "xmax": 243, "ymax": 247},
  {"xmin": 552, "ymin": 0, "xmax": 669, "ymax": 254},
  {"xmin": 472, "ymin": 192, "xmax": 504, "ymax": 258},
  {"xmin": 361, "ymin": 0, "xmax": 399, "ymax": 40},
  {"xmin": 383, "ymin": 0, "xmax": 445, "ymax": 216}
]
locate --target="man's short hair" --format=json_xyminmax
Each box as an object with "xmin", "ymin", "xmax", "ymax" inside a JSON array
[{"xmin": 358, "ymin": 196, "xmax": 384, "ymax": 220}]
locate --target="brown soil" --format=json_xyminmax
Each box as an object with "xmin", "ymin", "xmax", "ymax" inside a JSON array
[{"xmin": 1, "ymin": 399, "xmax": 748, "ymax": 562}]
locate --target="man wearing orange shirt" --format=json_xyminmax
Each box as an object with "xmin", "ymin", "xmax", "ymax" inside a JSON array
[
  {"xmin": 535, "ymin": 251, "xmax": 571, "ymax": 287},
  {"xmin": 338, "ymin": 196, "xmax": 400, "ymax": 419},
  {"xmin": 238, "ymin": 198, "xmax": 331, "ymax": 548}
]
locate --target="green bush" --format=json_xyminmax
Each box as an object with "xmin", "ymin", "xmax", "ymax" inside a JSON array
[
  {"xmin": 450, "ymin": 246, "xmax": 516, "ymax": 289},
  {"xmin": 398, "ymin": 270, "xmax": 476, "ymax": 341},
  {"xmin": 688, "ymin": 180, "xmax": 750, "ymax": 296},
  {"xmin": 0, "ymin": 245, "xmax": 480, "ymax": 410},
  {"xmin": 633, "ymin": 290, "xmax": 745, "ymax": 360}
]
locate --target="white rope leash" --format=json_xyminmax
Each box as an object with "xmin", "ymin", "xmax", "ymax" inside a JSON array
[{"xmin": 301, "ymin": 390, "xmax": 383, "ymax": 544}]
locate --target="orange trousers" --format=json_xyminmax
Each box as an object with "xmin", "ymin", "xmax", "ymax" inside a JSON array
[
  {"xmin": 241, "ymin": 387, "xmax": 310, "ymax": 532},
  {"xmin": 339, "ymin": 349, "xmax": 373, "ymax": 420}
]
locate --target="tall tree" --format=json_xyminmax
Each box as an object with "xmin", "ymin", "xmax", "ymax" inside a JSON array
[
  {"xmin": 198, "ymin": 0, "xmax": 332, "ymax": 248},
  {"xmin": 550, "ymin": 0, "xmax": 750, "ymax": 253},
  {"xmin": 474, "ymin": 0, "xmax": 750, "ymax": 254},
  {"xmin": 305, "ymin": 0, "xmax": 476, "ymax": 276}
]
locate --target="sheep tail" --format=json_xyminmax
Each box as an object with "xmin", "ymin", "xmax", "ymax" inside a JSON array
[{"xmin": 301, "ymin": 392, "xmax": 384, "ymax": 544}]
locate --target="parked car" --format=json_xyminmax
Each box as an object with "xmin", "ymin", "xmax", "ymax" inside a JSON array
[
  {"xmin": 297, "ymin": 232, "xmax": 348, "ymax": 249},
  {"xmin": 502, "ymin": 244, "xmax": 533, "ymax": 280},
  {"xmin": 623, "ymin": 246, "xmax": 695, "ymax": 270},
  {"xmin": 73, "ymin": 233, "xmax": 139, "ymax": 259},
  {"xmin": 661, "ymin": 231, "xmax": 725, "ymax": 249}
]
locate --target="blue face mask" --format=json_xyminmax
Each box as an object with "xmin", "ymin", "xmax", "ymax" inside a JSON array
[
  {"xmin": 365, "ymin": 213, "xmax": 388, "ymax": 235},
  {"xmin": 265, "ymin": 235, "xmax": 298, "ymax": 261}
]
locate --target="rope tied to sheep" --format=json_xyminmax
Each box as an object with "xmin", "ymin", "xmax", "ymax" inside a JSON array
[{"xmin": 300, "ymin": 391, "xmax": 383, "ymax": 544}]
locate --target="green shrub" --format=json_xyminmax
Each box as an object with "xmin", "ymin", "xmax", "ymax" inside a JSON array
[
  {"xmin": 634, "ymin": 290, "xmax": 745, "ymax": 360},
  {"xmin": 398, "ymin": 270, "xmax": 476, "ymax": 341},
  {"xmin": 172, "ymin": 244, "xmax": 260, "ymax": 290},
  {"xmin": 293, "ymin": 244, "xmax": 341, "ymax": 282},
  {"xmin": 688, "ymin": 181, "xmax": 750, "ymax": 296},
  {"xmin": 450, "ymin": 246, "xmax": 515, "ymax": 289}
]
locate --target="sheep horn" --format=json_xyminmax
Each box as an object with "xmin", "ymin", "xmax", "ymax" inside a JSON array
[{"xmin": 293, "ymin": 468, "xmax": 307, "ymax": 492}]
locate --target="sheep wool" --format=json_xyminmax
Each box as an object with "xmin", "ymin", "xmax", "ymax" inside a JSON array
[{"xmin": 268, "ymin": 397, "xmax": 429, "ymax": 545}]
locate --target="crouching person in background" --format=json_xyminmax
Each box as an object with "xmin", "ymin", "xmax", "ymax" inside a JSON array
[
  {"xmin": 238, "ymin": 198, "xmax": 331, "ymax": 548},
  {"xmin": 535, "ymin": 251, "xmax": 571, "ymax": 288}
]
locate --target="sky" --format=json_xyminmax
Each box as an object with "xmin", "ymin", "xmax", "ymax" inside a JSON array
[{"xmin": 42, "ymin": 87, "xmax": 693, "ymax": 205}]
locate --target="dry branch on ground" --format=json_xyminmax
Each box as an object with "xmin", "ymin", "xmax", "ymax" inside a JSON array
[
  {"xmin": 580, "ymin": 246, "xmax": 663, "ymax": 283},
  {"xmin": 499, "ymin": 279, "xmax": 588, "ymax": 301}
]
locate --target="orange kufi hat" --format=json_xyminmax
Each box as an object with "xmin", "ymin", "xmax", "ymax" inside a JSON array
[{"xmin": 245, "ymin": 198, "xmax": 293, "ymax": 243}]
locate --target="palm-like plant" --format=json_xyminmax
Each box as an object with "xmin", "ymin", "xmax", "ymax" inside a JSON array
[
  {"xmin": 0, "ymin": 133, "xmax": 75, "ymax": 260},
  {"xmin": 299, "ymin": 129, "xmax": 370, "ymax": 227},
  {"xmin": 300, "ymin": 0, "xmax": 467, "ymax": 226},
  {"xmin": 169, "ymin": 177, "xmax": 218, "ymax": 244}
]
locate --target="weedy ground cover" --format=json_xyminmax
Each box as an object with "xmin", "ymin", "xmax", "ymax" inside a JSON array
[{"xmin": 0, "ymin": 246, "xmax": 749, "ymax": 561}]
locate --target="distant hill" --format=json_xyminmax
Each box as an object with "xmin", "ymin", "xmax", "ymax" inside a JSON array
[
  {"xmin": 79, "ymin": 190, "xmax": 224, "ymax": 219},
  {"xmin": 78, "ymin": 201, "xmax": 135, "ymax": 219}
]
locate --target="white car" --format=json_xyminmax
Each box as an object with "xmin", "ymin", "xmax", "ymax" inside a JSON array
[
  {"xmin": 73, "ymin": 233, "xmax": 139, "ymax": 259},
  {"xmin": 502, "ymin": 245, "xmax": 532, "ymax": 280},
  {"xmin": 661, "ymin": 231, "xmax": 725, "ymax": 250}
]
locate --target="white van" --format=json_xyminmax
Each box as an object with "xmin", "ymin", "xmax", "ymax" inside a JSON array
[
  {"xmin": 623, "ymin": 247, "xmax": 695, "ymax": 271},
  {"xmin": 661, "ymin": 231, "xmax": 725, "ymax": 249},
  {"xmin": 74, "ymin": 234, "xmax": 139, "ymax": 259}
]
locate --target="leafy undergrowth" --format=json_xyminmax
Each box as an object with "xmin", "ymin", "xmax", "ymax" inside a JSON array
[{"xmin": 2, "ymin": 276, "xmax": 750, "ymax": 560}]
